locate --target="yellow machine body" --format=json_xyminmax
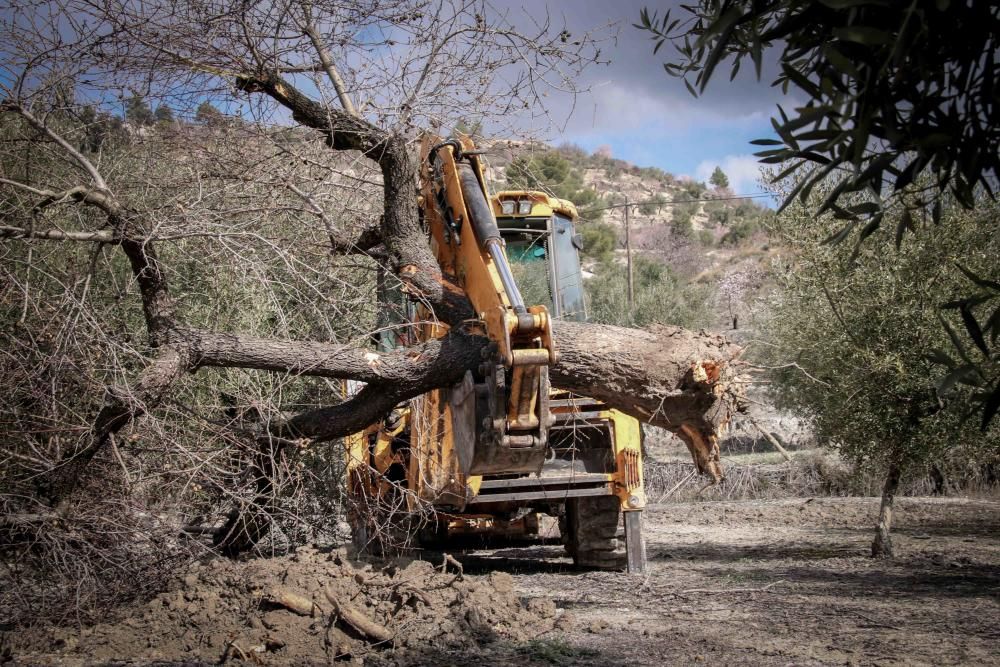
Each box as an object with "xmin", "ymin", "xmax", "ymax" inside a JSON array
[{"xmin": 344, "ymin": 137, "xmax": 647, "ymax": 570}]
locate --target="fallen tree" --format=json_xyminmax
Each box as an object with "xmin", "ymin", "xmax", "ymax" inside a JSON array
[{"xmin": 0, "ymin": 0, "xmax": 742, "ymax": 572}]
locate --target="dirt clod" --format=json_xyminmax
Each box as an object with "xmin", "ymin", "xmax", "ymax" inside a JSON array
[{"xmin": 10, "ymin": 548, "xmax": 559, "ymax": 665}]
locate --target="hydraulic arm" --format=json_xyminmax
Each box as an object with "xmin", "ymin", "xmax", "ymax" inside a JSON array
[{"xmin": 421, "ymin": 137, "xmax": 556, "ymax": 474}]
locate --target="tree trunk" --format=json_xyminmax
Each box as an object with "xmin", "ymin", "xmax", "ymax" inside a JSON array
[
  {"xmin": 871, "ymin": 462, "xmax": 902, "ymax": 559},
  {"xmin": 551, "ymin": 320, "xmax": 742, "ymax": 481},
  {"xmin": 179, "ymin": 320, "xmax": 744, "ymax": 470}
]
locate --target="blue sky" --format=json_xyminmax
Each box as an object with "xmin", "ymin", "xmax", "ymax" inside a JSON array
[{"xmin": 491, "ymin": 0, "xmax": 790, "ymax": 196}]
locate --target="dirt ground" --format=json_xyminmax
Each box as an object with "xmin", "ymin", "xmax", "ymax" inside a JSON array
[
  {"xmin": 452, "ymin": 496, "xmax": 1000, "ymax": 667},
  {"xmin": 6, "ymin": 496, "xmax": 999, "ymax": 666}
]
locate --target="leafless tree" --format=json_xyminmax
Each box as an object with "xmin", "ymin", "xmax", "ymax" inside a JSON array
[{"xmin": 0, "ymin": 0, "xmax": 742, "ymax": 621}]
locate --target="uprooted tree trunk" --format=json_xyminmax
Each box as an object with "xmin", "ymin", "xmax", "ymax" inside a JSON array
[{"xmin": 551, "ymin": 321, "xmax": 740, "ymax": 482}]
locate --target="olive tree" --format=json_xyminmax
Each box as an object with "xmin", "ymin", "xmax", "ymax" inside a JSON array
[
  {"xmin": 763, "ymin": 195, "xmax": 999, "ymax": 557},
  {"xmin": 639, "ymin": 0, "xmax": 1000, "ymax": 426}
]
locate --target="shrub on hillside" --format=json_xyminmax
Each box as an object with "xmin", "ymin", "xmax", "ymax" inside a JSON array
[
  {"xmin": 639, "ymin": 193, "xmax": 667, "ymax": 216},
  {"xmin": 585, "ymin": 255, "xmax": 713, "ymax": 329},
  {"xmin": 720, "ymin": 218, "xmax": 760, "ymax": 246},
  {"xmin": 579, "ymin": 222, "xmax": 618, "ymax": 262},
  {"xmin": 670, "ymin": 201, "xmax": 699, "ymax": 237}
]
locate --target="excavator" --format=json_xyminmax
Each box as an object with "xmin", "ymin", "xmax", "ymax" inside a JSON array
[{"xmin": 344, "ymin": 137, "xmax": 646, "ymax": 572}]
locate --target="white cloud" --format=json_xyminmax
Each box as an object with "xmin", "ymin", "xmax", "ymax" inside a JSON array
[{"xmin": 695, "ymin": 154, "xmax": 766, "ymax": 195}]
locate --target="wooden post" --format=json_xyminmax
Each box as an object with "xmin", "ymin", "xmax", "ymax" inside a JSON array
[{"xmin": 624, "ymin": 197, "xmax": 634, "ymax": 312}]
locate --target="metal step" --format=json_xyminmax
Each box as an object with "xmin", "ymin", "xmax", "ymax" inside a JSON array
[
  {"xmin": 478, "ymin": 473, "xmax": 610, "ymax": 490},
  {"xmin": 470, "ymin": 473, "xmax": 613, "ymax": 504}
]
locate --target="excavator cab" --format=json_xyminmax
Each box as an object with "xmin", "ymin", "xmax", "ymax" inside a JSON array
[
  {"xmin": 493, "ymin": 191, "xmax": 587, "ymax": 322},
  {"xmin": 344, "ymin": 139, "xmax": 646, "ymax": 572}
]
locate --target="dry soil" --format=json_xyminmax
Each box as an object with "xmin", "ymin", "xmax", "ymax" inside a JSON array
[{"xmin": 7, "ymin": 496, "xmax": 999, "ymax": 666}]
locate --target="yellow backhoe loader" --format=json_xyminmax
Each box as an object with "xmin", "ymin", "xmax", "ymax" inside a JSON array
[{"xmin": 345, "ymin": 137, "xmax": 646, "ymax": 572}]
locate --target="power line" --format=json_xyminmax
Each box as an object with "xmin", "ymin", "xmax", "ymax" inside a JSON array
[{"xmin": 582, "ymin": 192, "xmax": 774, "ymax": 213}]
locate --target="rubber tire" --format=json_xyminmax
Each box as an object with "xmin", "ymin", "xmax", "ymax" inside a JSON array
[{"xmin": 561, "ymin": 496, "xmax": 626, "ymax": 569}]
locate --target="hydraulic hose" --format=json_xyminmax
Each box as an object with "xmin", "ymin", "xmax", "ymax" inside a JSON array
[{"xmin": 457, "ymin": 163, "xmax": 527, "ymax": 314}]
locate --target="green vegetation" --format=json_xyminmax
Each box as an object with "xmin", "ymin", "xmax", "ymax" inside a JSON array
[
  {"xmin": 508, "ymin": 258, "xmax": 553, "ymax": 313},
  {"xmin": 579, "ymin": 222, "xmax": 618, "ymax": 262},
  {"xmin": 506, "ymin": 149, "xmax": 603, "ymax": 220},
  {"xmin": 196, "ymin": 101, "xmax": 223, "ymax": 124},
  {"xmin": 639, "ymin": 2, "xmax": 999, "ymax": 215},
  {"xmin": 636, "ymin": 165, "xmax": 674, "ymax": 184},
  {"xmin": 125, "ymin": 94, "xmax": 155, "ymax": 126},
  {"xmin": 586, "ymin": 255, "xmax": 713, "ymax": 330},
  {"xmin": 679, "ymin": 180, "xmax": 705, "ymax": 199},
  {"xmin": 763, "ymin": 198, "xmax": 1000, "ymax": 556},
  {"xmin": 670, "ymin": 201, "xmax": 699, "ymax": 238},
  {"xmin": 709, "ymin": 166, "xmax": 728, "ymax": 189},
  {"xmin": 154, "ymin": 105, "xmax": 174, "ymax": 123},
  {"xmin": 640, "ymin": 1, "xmax": 1000, "ymax": 425},
  {"xmin": 638, "ymin": 193, "xmax": 667, "ymax": 216},
  {"xmin": 705, "ymin": 200, "xmax": 730, "ymax": 226},
  {"xmin": 720, "ymin": 218, "xmax": 760, "ymax": 246}
]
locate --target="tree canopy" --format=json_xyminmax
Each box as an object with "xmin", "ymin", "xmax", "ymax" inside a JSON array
[
  {"xmin": 763, "ymin": 193, "xmax": 999, "ymax": 553},
  {"xmin": 639, "ymin": 1, "xmax": 1000, "ymax": 220},
  {"xmin": 639, "ymin": 0, "xmax": 1000, "ymax": 426},
  {"xmin": 709, "ymin": 166, "xmax": 728, "ymax": 190}
]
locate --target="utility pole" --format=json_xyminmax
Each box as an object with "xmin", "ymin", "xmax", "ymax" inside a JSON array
[{"xmin": 624, "ymin": 195, "xmax": 634, "ymax": 312}]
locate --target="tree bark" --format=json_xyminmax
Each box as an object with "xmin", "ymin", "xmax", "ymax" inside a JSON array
[
  {"xmin": 237, "ymin": 71, "xmax": 473, "ymax": 325},
  {"xmin": 551, "ymin": 321, "xmax": 742, "ymax": 481},
  {"xmin": 168, "ymin": 321, "xmax": 743, "ymax": 454},
  {"xmin": 871, "ymin": 462, "xmax": 902, "ymax": 559}
]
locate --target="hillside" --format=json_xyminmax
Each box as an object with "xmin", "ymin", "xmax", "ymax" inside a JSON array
[{"xmin": 478, "ymin": 141, "xmax": 775, "ymax": 335}]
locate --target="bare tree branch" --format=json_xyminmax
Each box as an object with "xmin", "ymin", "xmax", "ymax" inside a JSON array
[
  {"xmin": 0, "ymin": 226, "xmax": 116, "ymax": 242},
  {"xmin": 1, "ymin": 103, "xmax": 110, "ymax": 192},
  {"xmin": 297, "ymin": 1, "xmax": 359, "ymax": 118}
]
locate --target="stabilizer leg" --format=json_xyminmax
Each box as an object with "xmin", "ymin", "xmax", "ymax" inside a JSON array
[{"xmin": 624, "ymin": 510, "xmax": 646, "ymax": 574}]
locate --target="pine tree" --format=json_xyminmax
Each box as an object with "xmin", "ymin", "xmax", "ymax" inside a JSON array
[
  {"xmin": 154, "ymin": 105, "xmax": 175, "ymax": 123},
  {"xmin": 709, "ymin": 166, "xmax": 728, "ymax": 189},
  {"xmin": 125, "ymin": 94, "xmax": 155, "ymax": 126},
  {"xmin": 195, "ymin": 101, "xmax": 222, "ymax": 124}
]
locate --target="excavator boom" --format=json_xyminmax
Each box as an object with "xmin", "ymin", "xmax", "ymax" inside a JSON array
[{"xmin": 420, "ymin": 137, "xmax": 555, "ymax": 471}]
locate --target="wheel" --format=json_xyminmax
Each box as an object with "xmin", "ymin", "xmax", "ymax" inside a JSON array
[{"xmin": 560, "ymin": 496, "xmax": 626, "ymax": 569}]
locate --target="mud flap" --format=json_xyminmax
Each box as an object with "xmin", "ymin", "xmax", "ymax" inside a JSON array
[{"xmin": 624, "ymin": 510, "xmax": 646, "ymax": 574}]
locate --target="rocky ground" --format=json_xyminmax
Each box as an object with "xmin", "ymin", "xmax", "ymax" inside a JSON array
[{"xmin": 6, "ymin": 496, "xmax": 999, "ymax": 666}]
